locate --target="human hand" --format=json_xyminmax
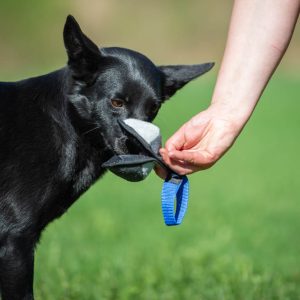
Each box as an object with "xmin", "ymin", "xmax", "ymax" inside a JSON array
[{"xmin": 156, "ymin": 103, "xmax": 247, "ymax": 177}]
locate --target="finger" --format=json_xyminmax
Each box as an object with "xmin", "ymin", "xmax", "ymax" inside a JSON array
[
  {"xmin": 166, "ymin": 158, "xmax": 203, "ymax": 175},
  {"xmin": 154, "ymin": 165, "xmax": 168, "ymax": 179},
  {"xmin": 168, "ymin": 149, "xmax": 216, "ymax": 168},
  {"xmin": 160, "ymin": 149, "xmax": 204, "ymax": 175},
  {"xmin": 159, "ymin": 148, "xmax": 172, "ymax": 166},
  {"xmin": 165, "ymin": 125, "xmax": 186, "ymax": 152}
]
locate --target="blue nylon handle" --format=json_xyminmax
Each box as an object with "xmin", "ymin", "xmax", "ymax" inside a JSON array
[{"xmin": 161, "ymin": 175, "xmax": 189, "ymax": 226}]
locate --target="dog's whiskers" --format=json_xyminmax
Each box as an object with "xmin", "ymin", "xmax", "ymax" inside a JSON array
[{"xmin": 83, "ymin": 126, "xmax": 100, "ymax": 136}]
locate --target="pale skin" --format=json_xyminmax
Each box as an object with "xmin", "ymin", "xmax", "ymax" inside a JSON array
[{"xmin": 157, "ymin": 0, "xmax": 300, "ymax": 177}]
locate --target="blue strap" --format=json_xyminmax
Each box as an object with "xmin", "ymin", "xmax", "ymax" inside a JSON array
[{"xmin": 161, "ymin": 175, "xmax": 189, "ymax": 226}]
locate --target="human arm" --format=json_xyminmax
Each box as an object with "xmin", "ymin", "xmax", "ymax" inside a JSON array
[{"xmin": 158, "ymin": 0, "xmax": 300, "ymax": 176}]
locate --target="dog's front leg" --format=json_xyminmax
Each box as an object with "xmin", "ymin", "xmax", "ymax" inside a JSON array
[{"xmin": 0, "ymin": 235, "xmax": 35, "ymax": 300}]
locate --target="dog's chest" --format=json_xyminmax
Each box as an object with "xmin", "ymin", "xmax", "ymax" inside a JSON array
[
  {"xmin": 66, "ymin": 144, "xmax": 106, "ymax": 198},
  {"xmin": 72, "ymin": 158, "xmax": 99, "ymax": 195}
]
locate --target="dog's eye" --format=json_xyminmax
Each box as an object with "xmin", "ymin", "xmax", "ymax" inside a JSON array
[
  {"xmin": 111, "ymin": 99, "xmax": 124, "ymax": 108},
  {"xmin": 151, "ymin": 103, "xmax": 159, "ymax": 114}
]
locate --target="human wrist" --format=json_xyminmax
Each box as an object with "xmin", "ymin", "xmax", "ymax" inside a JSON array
[
  {"xmin": 210, "ymin": 90, "xmax": 260, "ymax": 129},
  {"xmin": 208, "ymin": 98, "xmax": 254, "ymax": 135}
]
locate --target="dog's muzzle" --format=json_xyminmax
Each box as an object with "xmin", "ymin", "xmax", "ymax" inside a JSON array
[{"xmin": 102, "ymin": 118, "xmax": 172, "ymax": 182}]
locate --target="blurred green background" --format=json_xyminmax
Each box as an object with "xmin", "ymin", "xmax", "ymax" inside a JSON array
[{"xmin": 1, "ymin": 1, "xmax": 300, "ymax": 299}]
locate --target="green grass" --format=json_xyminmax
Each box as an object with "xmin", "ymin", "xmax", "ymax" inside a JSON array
[{"xmin": 33, "ymin": 74, "xmax": 300, "ymax": 300}]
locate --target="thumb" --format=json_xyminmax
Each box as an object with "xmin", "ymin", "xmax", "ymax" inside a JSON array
[{"xmin": 165, "ymin": 125, "xmax": 187, "ymax": 152}]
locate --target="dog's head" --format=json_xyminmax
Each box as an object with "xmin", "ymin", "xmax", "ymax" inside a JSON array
[{"xmin": 63, "ymin": 15, "xmax": 213, "ymax": 156}]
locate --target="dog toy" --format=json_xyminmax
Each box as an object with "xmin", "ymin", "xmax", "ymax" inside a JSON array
[{"xmin": 102, "ymin": 119, "xmax": 189, "ymax": 226}]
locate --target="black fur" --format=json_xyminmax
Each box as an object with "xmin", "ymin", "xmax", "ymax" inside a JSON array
[{"xmin": 0, "ymin": 15, "xmax": 213, "ymax": 300}]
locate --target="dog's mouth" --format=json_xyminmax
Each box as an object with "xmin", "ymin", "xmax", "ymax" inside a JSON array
[
  {"xmin": 102, "ymin": 118, "xmax": 169, "ymax": 182},
  {"xmin": 112, "ymin": 119, "xmax": 162, "ymax": 157},
  {"xmin": 113, "ymin": 135, "xmax": 145, "ymax": 156}
]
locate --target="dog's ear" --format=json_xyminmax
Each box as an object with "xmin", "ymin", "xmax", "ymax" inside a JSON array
[
  {"xmin": 159, "ymin": 63, "xmax": 214, "ymax": 100},
  {"xmin": 63, "ymin": 15, "xmax": 102, "ymax": 82}
]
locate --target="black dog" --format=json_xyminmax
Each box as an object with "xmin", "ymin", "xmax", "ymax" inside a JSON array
[{"xmin": 0, "ymin": 15, "xmax": 213, "ymax": 300}]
